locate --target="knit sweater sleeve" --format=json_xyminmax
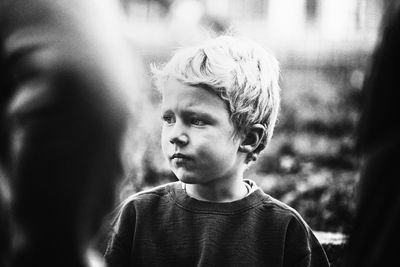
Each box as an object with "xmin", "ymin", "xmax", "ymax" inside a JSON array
[
  {"xmin": 283, "ymin": 216, "xmax": 330, "ymax": 267},
  {"xmin": 104, "ymin": 201, "xmax": 136, "ymax": 267}
]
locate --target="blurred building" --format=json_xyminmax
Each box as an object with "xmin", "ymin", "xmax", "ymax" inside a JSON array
[{"xmin": 124, "ymin": 0, "xmax": 384, "ymax": 64}]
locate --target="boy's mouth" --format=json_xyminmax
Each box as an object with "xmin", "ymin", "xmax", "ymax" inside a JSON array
[{"xmin": 170, "ymin": 153, "xmax": 192, "ymax": 160}]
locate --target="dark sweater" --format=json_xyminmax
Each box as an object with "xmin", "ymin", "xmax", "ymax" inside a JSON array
[{"xmin": 105, "ymin": 181, "xmax": 330, "ymax": 267}]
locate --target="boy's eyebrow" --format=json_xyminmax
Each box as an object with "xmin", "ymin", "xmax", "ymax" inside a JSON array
[
  {"xmin": 160, "ymin": 110, "xmax": 216, "ymax": 126},
  {"xmin": 161, "ymin": 108, "xmax": 212, "ymax": 117},
  {"xmin": 161, "ymin": 109, "xmax": 173, "ymax": 114},
  {"xmin": 179, "ymin": 107, "xmax": 217, "ymax": 121},
  {"xmin": 183, "ymin": 110, "xmax": 213, "ymax": 118}
]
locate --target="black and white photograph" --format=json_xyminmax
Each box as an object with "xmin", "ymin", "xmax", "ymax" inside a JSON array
[{"xmin": 0, "ymin": 0, "xmax": 398, "ymax": 266}]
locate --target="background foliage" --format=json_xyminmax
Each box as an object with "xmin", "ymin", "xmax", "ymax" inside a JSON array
[{"xmin": 116, "ymin": 0, "xmax": 386, "ymax": 235}]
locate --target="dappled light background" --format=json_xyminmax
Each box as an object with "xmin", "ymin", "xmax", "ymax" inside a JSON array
[{"xmin": 119, "ymin": 0, "xmax": 386, "ymax": 235}]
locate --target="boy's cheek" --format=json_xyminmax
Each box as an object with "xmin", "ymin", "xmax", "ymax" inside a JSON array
[{"xmin": 160, "ymin": 135, "xmax": 171, "ymax": 159}]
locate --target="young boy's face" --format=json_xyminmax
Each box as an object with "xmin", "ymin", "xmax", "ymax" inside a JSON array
[{"xmin": 161, "ymin": 78, "xmax": 245, "ymax": 185}]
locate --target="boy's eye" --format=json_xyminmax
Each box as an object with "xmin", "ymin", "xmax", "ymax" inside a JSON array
[
  {"xmin": 162, "ymin": 115, "xmax": 175, "ymax": 125},
  {"xmin": 190, "ymin": 118, "xmax": 206, "ymax": 126}
]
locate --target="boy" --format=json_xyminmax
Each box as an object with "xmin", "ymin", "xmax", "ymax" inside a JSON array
[{"xmin": 105, "ymin": 36, "xmax": 330, "ymax": 267}]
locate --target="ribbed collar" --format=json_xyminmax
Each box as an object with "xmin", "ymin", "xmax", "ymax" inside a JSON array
[{"xmin": 168, "ymin": 179, "xmax": 268, "ymax": 215}]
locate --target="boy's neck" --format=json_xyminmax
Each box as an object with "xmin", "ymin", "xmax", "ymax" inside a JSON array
[{"xmin": 183, "ymin": 176, "xmax": 249, "ymax": 203}]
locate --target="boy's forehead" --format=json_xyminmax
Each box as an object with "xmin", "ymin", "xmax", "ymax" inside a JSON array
[
  {"xmin": 161, "ymin": 78, "xmax": 228, "ymax": 113},
  {"xmin": 162, "ymin": 79, "xmax": 213, "ymax": 101}
]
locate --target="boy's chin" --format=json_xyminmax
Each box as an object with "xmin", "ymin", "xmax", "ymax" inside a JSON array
[
  {"xmin": 174, "ymin": 173, "xmax": 200, "ymax": 184},
  {"xmin": 177, "ymin": 177, "xmax": 196, "ymax": 184}
]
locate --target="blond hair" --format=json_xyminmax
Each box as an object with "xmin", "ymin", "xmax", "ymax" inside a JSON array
[{"xmin": 152, "ymin": 36, "xmax": 280, "ymax": 162}]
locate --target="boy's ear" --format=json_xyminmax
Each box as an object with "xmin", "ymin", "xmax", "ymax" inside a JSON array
[{"xmin": 238, "ymin": 124, "xmax": 265, "ymax": 153}]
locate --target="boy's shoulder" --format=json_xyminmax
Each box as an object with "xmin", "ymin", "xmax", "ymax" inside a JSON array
[
  {"xmin": 262, "ymin": 194, "xmax": 299, "ymax": 214},
  {"xmin": 259, "ymin": 192, "xmax": 309, "ymax": 227},
  {"xmin": 120, "ymin": 181, "xmax": 178, "ymax": 207}
]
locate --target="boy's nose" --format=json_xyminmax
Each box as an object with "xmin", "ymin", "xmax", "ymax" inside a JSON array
[
  {"xmin": 169, "ymin": 134, "xmax": 189, "ymax": 146},
  {"xmin": 169, "ymin": 122, "xmax": 189, "ymax": 146}
]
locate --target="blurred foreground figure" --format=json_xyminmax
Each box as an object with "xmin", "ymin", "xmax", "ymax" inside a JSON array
[
  {"xmin": 0, "ymin": 173, "xmax": 10, "ymax": 267},
  {"xmin": 345, "ymin": 2, "xmax": 400, "ymax": 267},
  {"xmin": 0, "ymin": 0, "xmax": 143, "ymax": 266}
]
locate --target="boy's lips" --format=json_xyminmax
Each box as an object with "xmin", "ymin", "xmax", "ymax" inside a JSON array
[{"xmin": 170, "ymin": 153, "xmax": 193, "ymax": 160}]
